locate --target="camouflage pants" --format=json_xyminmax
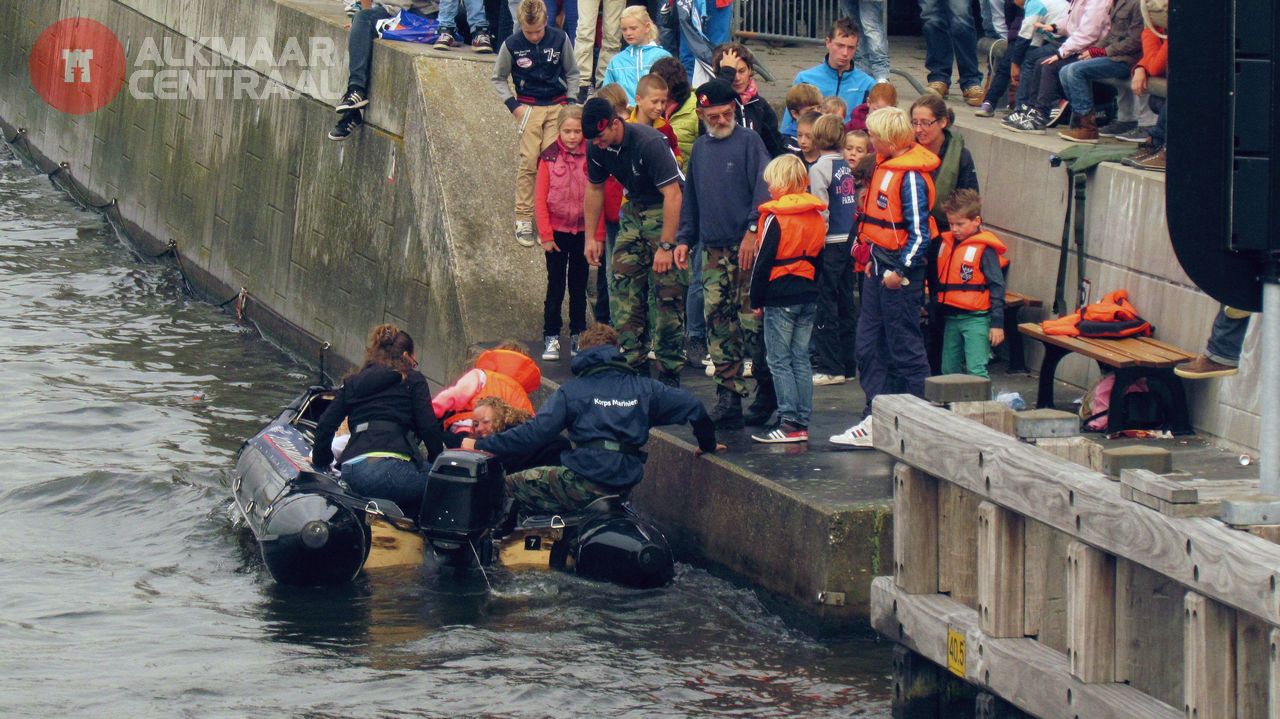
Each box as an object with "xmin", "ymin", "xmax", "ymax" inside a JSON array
[
  {"xmin": 505, "ymin": 465, "xmax": 614, "ymax": 515},
  {"xmin": 702, "ymin": 245, "xmax": 758, "ymax": 397},
  {"xmin": 611, "ymin": 202, "xmax": 688, "ymax": 375}
]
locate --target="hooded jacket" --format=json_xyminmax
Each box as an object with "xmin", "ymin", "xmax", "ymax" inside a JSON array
[
  {"xmin": 312, "ymin": 364, "xmax": 453, "ymax": 469},
  {"xmin": 475, "ymin": 344, "xmax": 717, "ymax": 490},
  {"xmin": 1057, "ymin": 0, "xmax": 1112, "ymax": 58},
  {"xmin": 602, "ymin": 43, "xmax": 674, "ymax": 104}
]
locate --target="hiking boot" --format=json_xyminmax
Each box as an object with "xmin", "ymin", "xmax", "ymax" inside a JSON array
[
  {"xmin": 471, "ymin": 30, "xmax": 493, "ymax": 53},
  {"xmin": 1044, "ymin": 99, "xmax": 1070, "ymax": 128},
  {"xmin": 1006, "ymin": 108, "xmax": 1046, "ymax": 134},
  {"xmin": 962, "ymin": 85, "xmax": 985, "ymax": 106},
  {"xmin": 709, "ymin": 386, "xmax": 745, "ymax": 430},
  {"xmin": 744, "ymin": 383, "xmax": 777, "ymax": 426},
  {"xmin": 1116, "ymin": 125, "xmax": 1154, "ymax": 143},
  {"xmin": 829, "ymin": 416, "xmax": 874, "ymax": 448},
  {"xmin": 1124, "ymin": 146, "xmax": 1166, "ymax": 172},
  {"xmin": 515, "ymin": 220, "xmax": 536, "ymax": 247},
  {"xmin": 812, "ymin": 373, "xmax": 846, "ymax": 386},
  {"xmin": 327, "ymin": 110, "xmax": 363, "ymax": 141},
  {"xmin": 1175, "ymin": 355, "xmax": 1239, "ymax": 380},
  {"xmin": 1097, "ymin": 119, "xmax": 1137, "ymax": 138},
  {"xmin": 925, "ymin": 81, "xmax": 949, "ymax": 97},
  {"xmin": 433, "ymin": 31, "xmax": 458, "ymax": 50},
  {"xmin": 541, "ymin": 336, "xmax": 561, "ymax": 361},
  {"xmin": 974, "ymin": 101, "xmax": 995, "ymax": 118},
  {"xmin": 752, "ymin": 421, "xmax": 808, "ymax": 444},
  {"xmin": 657, "ymin": 371, "xmax": 681, "ymax": 388},
  {"xmin": 1059, "ymin": 112, "xmax": 1099, "ymax": 144},
  {"xmin": 336, "ymin": 89, "xmax": 368, "ymax": 113}
]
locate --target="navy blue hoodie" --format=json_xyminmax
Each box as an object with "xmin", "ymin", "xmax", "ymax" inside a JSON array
[{"xmin": 475, "ymin": 344, "xmax": 717, "ymax": 490}]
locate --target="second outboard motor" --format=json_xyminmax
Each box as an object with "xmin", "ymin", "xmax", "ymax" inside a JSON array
[
  {"xmin": 418, "ymin": 450, "xmax": 506, "ymax": 566},
  {"xmin": 572, "ymin": 511, "xmax": 674, "ymax": 589}
]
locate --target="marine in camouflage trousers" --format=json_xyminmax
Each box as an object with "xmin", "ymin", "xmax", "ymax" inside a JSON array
[
  {"xmin": 702, "ymin": 245, "xmax": 760, "ymax": 398},
  {"xmin": 610, "ymin": 201, "xmax": 688, "ymax": 376},
  {"xmin": 505, "ymin": 465, "xmax": 616, "ymax": 514}
]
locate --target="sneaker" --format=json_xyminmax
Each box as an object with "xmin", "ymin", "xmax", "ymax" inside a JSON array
[
  {"xmin": 829, "ymin": 416, "xmax": 874, "ymax": 448},
  {"xmin": 541, "ymin": 336, "xmax": 561, "ymax": 361},
  {"xmin": 345, "ymin": 1, "xmax": 361, "ymax": 16},
  {"xmin": 647, "ymin": 349, "xmax": 657, "ymax": 360},
  {"xmin": 926, "ymin": 81, "xmax": 949, "ymax": 98},
  {"xmin": 1097, "ymin": 119, "xmax": 1138, "ymax": 138},
  {"xmin": 336, "ymin": 90, "xmax": 368, "ymax": 113},
  {"xmin": 742, "ymin": 359, "xmax": 753, "ymax": 378},
  {"xmin": 327, "ymin": 110, "xmax": 363, "ymax": 141},
  {"xmin": 570, "ymin": 334, "xmax": 580, "ymax": 356},
  {"xmin": 962, "ymin": 85, "xmax": 985, "ymax": 107},
  {"xmin": 1175, "ymin": 354, "xmax": 1239, "ymax": 379},
  {"xmin": 1116, "ymin": 125, "xmax": 1154, "ymax": 143},
  {"xmin": 577, "ymin": 86, "xmax": 591, "ymax": 104},
  {"xmin": 974, "ymin": 102, "xmax": 995, "ymax": 118},
  {"xmin": 471, "ymin": 30, "xmax": 493, "ymax": 53},
  {"xmin": 1123, "ymin": 146, "xmax": 1166, "ymax": 172},
  {"xmin": 812, "ymin": 373, "xmax": 846, "ymax": 386},
  {"xmin": 1000, "ymin": 104, "xmax": 1027, "ymax": 128},
  {"xmin": 751, "ymin": 422, "xmax": 809, "ymax": 444},
  {"xmin": 702, "ymin": 353, "xmax": 713, "ymax": 367},
  {"xmin": 515, "ymin": 220, "xmax": 536, "ymax": 247},
  {"xmin": 1044, "ymin": 99, "xmax": 1070, "ymax": 128},
  {"xmin": 433, "ymin": 31, "xmax": 457, "ymax": 50},
  {"xmin": 1006, "ymin": 108, "xmax": 1046, "ymax": 135}
]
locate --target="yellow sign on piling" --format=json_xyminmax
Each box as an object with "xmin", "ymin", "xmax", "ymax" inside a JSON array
[{"xmin": 946, "ymin": 626, "xmax": 966, "ymax": 677}]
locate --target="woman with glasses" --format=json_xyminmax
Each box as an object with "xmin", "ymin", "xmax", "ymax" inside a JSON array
[{"xmin": 310, "ymin": 323, "xmax": 458, "ymax": 518}]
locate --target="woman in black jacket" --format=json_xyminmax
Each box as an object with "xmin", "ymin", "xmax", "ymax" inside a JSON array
[
  {"xmin": 712, "ymin": 43, "xmax": 786, "ymax": 158},
  {"xmin": 311, "ymin": 323, "xmax": 457, "ymax": 517}
]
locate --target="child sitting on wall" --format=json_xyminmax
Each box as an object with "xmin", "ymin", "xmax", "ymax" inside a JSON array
[{"xmin": 934, "ymin": 189, "xmax": 1007, "ymax": 378}]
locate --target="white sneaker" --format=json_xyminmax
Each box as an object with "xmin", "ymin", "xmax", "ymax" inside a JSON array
[
  {"xmin": 541, "ymin": 335, "xmax": 560, "ymax": 361},
  {"xmin": 812, "ymin": 373, "xmax": 846, "ymax": 386},
  {"xmin": 701, "ymin": 353, "xmax": 713, "ymax": 366},
  {"xmin": 515, "ymin": 220, "xmax": 536, "ymax": 247},
  {"xmin": 705, "ymin": 361, "xmax": 715, "ymax": 377},
  {"xmin": 829, "ymin": 416, "xmax": 874, "ymax": 448},
  {"xmin": 743, "ymin": 359, "xmax": 753, "ymax": 378},
  {"xmin": 647, "ymin": 349, "xmax": 657, "ymax": 360}
]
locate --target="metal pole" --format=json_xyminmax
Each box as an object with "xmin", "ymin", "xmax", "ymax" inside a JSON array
[{"xmin": 1260, "ymin": 279, "xmax": 1280, "ymax": 494}]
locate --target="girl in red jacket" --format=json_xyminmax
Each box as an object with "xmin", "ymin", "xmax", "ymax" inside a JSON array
[{"xmin": 536, "ymin": 105, "xmax": 607, "ymax": 360}]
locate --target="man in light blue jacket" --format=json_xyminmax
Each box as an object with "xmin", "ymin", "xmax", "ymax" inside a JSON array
[{"xmin": 779, "ymin": 18, "xmax": 876, "ymax": 136}]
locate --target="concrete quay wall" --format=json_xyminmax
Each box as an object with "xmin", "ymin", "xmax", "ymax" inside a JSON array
[
  {"xmin": 1, "ymin": 0, "xmax": 890, "ymax": 629},
  {"xmin": 957, "ymin": 122, "xmax": 1261, "ymax": 451}
]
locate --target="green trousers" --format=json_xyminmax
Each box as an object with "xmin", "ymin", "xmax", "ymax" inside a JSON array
[{"xmin": 941, "ymin": 311, "xmax": 992, "ymax": 379}]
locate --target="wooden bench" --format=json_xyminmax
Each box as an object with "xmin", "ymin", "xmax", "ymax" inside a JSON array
[
  {"xmin": 1002, "ymin": 291, "xmax": 1043, "ymax": 373},
  {"xmin": 1017, "ymin": 322, "xmax": 1196, "ymax": 434}
]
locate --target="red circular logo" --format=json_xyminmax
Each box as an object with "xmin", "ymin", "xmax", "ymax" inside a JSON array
[{"xmin": 29, "ymin": 18, "xmax": 126, "ymax": 115}]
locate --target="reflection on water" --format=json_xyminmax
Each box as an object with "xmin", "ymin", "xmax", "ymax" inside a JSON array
[{"xmin": 0, "ymin": 143, "xmax": 891, "ymax": 716}]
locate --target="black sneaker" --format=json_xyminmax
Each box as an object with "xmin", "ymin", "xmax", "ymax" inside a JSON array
[
  {"xmin": 576, "ymin": 86, "xmax": 590, "ymax": 104},
  {"xmin": 434, "ymin": 31, "xmax": 457, "ymax": 50},
  {"xmin": 1044, "ymin": 99, "xmax": 1070, "ymax": 128},
  {"xmin": 327, "ymin": 110, "xmax": 363, "ymax": 141},
  {"xmin": 751, "ymin": 422, "xmax": 809, "ymax": 444},
  {"xmin": 1007, "ymin": 108, "xmax": 1046, "ymax": 135},
  {"xmin": 336, "ymin": 90, "xmax": 368, "ymax": 113},
  {"xmin": 471, "ymin": 30, "xmax": 493, "ymax": 53},
  {"xmin": 1097, "ymin": 119, "xmax": 1137, "ymax": 138}
]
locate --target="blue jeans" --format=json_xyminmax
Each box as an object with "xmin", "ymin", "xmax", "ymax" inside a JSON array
[
  {"xmin": 704, "ymin": 1, "xmax": 733, "ymax": 45},
  {"xmin": 840, "ymin": 0, "xmax": 891, "ymax": 81},
  {"xmin": 1014, "ymin": 43, "xmax": 1057, "ymax": 108},
  {"xmin": 686, "ymin": 242, "xmax": 706, "ymax": 340},
  {"xmin": 440, "ymin": 0, "xmax": 488, "ymax": 33},
  {"xmin": 918, "ymin": 0, "xmax": 981, "ymax": 88},
  {"xmin": 347, "ymin": 6, "xmax": 395, "ymax": 93},
  {"xmin": 1057, "ymin": 57, "xmax": 1129, "ymax": 115},
  {"xmin": 764, "ymin": 303, "xmax": 817, "ymax": 427},
  {"xmin": 545, "ymin": 0, "xmax": 579, "ymax": 44},
  {"xmin": 1206, "ymin": 305, "xmax": 1250, "ymax": 366},
  {"xmin": 855, "ymin": 273, "xmax": 929, "ymax": 418},
  {"xmin": 1150, "ymin": 97, "xmax": 1167, "ymax": 146},
  {"xmin": 342, "ymin": 457, "xmax": 429, "ymax": 518}
]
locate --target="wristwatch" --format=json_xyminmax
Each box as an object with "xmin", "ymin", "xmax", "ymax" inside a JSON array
[
  {"xmin": 748, "ymin": 222, "xmax": 758, "ymax": 233},
  {"xmin": 883, "ymin": 269, "xmax": 910, "ymax": 286},
  {"xmin": 659, "ymin": 242, "xmax": 675, "ymax": 251}
]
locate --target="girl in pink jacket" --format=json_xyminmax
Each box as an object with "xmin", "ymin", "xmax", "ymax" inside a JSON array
[{"xmin": 1003, "ymin": 0, "xmax": 1112, "ymax": 134}]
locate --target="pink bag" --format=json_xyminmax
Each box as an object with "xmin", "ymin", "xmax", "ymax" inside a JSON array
[{"xmin": 1081, "ymin": 373, "xmax": 1150, "ymax": 432}]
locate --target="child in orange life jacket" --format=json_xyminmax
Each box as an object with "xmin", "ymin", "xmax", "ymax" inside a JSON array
[
  {"xmin": 935, "ymin": 189, "xmax": 1007, "ymax": 379},
  {"xmin": 748, "ymin": 154, "xmax": 828, "ymax": 444},
  {"xmin": 536, "ymin": 105, "xmax": 608, "ymax": 360},
  {"xmin": 831, "ymin": 106, "xmax": 938, "ymax": 449},
  {"xmin": 433, "ymin": 341, "xmax": 542, "ymax": 435}
]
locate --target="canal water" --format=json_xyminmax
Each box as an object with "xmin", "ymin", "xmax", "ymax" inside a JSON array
[{"xmin": 0, "ymin": 143, "xmax": 892, "ymax": 716}]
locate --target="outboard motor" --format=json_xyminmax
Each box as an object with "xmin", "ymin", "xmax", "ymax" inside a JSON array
[
  {"xmin": 418, "ymin": 450, "xmax": 506, "ymax": 566},
  {"xmin": 572, "ymin": 508, "xmax": 675, "ymax": 589}
]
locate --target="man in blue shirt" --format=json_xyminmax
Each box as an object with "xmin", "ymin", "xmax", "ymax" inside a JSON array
[{"xmin": 779, "ymin": 18, "xmax": 876, "ymax": 137}]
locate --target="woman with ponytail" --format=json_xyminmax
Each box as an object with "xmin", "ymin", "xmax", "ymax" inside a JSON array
[{"xmin": 311, "ymin": 323, "xmax": 457, "ymax": 518}]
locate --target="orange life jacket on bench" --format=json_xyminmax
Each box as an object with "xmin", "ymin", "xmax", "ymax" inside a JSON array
[{"xmin": 1041, "ymin": 289, "xmax": 1153, "ymax": 338}]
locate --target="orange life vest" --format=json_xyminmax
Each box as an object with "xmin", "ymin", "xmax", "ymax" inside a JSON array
[
  {"xmin": 859, "ymin": 144, "xmax": 941, "ymax": 253},
  {"xmin": 935, "ymin": 230, "xmax": 1007, "ymax": 312},
  {"xmin": 1041, "ymin": 289, "xmax": 1154, "ymax": 338},
  {"xmin": 442, "ymin": 350, "xmax": 541, "ymax": 431},
  {"xmin": 757, "ymin": 192, "xmax": 828, "ymax": 282}
]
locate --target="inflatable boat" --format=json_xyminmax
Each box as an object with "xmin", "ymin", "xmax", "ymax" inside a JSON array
[{"xmin": 231, "ymin": 387, "xmax": 674, "ymax": 589}]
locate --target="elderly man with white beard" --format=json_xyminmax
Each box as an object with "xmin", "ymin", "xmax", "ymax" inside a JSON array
[{"xmin": 674, "ymin": 80, "xmax": 772, "ymax": 430}]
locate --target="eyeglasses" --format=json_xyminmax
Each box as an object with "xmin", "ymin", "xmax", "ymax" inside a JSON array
[{"xmin": 910, "ymin": 119, "xmax": 938, "ymax": 129}]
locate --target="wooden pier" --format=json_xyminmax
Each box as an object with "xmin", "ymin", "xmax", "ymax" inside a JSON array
[{"xmin": 870, "ymin": 394, "xmax": 1279, "ymax": 719}]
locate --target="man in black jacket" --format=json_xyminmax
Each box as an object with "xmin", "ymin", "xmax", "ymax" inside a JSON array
[{"xmin": 464, "ymin": 324, "xmax": 723, "ymax": 514}]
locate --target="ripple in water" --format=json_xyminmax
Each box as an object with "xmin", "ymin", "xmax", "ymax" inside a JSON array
[{"xmin": 0, "ymin": 144, "xmax": 891, "ymax": 716}]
